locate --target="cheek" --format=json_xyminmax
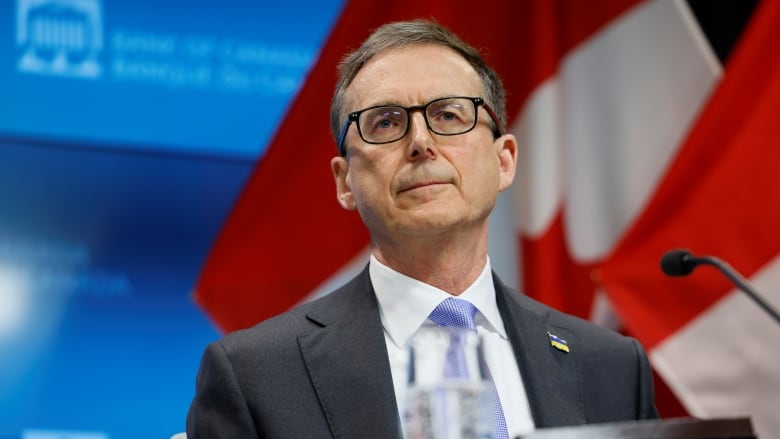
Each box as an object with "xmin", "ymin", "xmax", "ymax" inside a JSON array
[
  {"xmin": 355, "ymin": 148, "xmax": 398, "ymax": 179},
  {"xmin": 348, "ymin": 157, "xmax": 391, "ymax": 203},
  {"xmin": 463, "ymin": 153, "xmax": 501, "ymax": 196}
]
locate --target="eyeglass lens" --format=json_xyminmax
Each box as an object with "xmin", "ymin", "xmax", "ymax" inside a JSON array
[{"xmin": 358, "ymin": 97, "xmax": 477, "ymax": 144}]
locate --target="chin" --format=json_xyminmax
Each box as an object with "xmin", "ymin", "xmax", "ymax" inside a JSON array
[{"xmin": 396, "ymin": 212, "xmax": 466, "ymax": 235}]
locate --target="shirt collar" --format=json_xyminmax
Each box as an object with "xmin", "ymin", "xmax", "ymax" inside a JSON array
[{"xmin": 370, "ymin": 254, "xmax": 508, "ymax": 350}]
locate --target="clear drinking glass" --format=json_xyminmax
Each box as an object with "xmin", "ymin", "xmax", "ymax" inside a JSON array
[{"xmin": 402, "ymin": 326, "xmax": 494, "ymax": 439}]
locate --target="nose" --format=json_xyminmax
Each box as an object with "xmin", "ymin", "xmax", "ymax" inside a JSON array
[{"xmin": 406, "ymin": 112, "xmax": 437, "ymax": 160}]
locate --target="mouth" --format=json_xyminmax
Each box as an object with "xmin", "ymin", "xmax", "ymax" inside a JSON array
[{"xmin": 398, "ymin": 181, "xmax": 451, "ymax": 194}]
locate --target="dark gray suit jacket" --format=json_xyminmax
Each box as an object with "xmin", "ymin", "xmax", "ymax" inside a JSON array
[{"xmin": 187, "ymin": 268, "xmax": 658, "ymax": 438}]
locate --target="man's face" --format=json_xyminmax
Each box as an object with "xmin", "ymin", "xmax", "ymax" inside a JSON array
[{"xmin": 330, "ymin": 44, "xmax": 516, "ymax": 244}]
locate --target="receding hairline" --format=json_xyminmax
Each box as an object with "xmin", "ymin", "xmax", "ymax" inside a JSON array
[
  {"xmin": 342, "ymin": 43, "xmax": 484, "ymax": 104},
  {"xmin": 330, "ymin": 20, "xmax": 507, "ymax": 154}
]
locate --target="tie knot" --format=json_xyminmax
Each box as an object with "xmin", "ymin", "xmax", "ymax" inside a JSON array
[{"xmin": 428, "ymin": 297, "xmax": 478, "ymax": 331}]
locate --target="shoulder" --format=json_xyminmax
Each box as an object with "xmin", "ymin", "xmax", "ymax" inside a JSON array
[
  {"xmin": 496, "ymin": 274, "xmax": 645, "ymax": 357},
  {"xmin": 501, "ymin": 283, "xmax": 659, "ymax": 419},
  {"xmin": 217, "ymin": 266, "xmax": 373, "ymax": 358}
]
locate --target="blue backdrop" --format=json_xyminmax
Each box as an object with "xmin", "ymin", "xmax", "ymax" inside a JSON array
[{"xmin": 0, "ymin": 1, "xmax": 344, "ymax": 437}]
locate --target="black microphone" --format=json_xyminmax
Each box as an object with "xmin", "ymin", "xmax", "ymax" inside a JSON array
[{"xmin": 660, "ymin": 249, "xmax": 780, "ymax": 324}]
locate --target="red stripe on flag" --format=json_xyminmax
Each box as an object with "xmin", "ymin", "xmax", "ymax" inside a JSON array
[
  {"xmin": 521, "ymin": 212, "xmax": 598, "ymax": 319},
  {"xmin": 194, "ymin": 0, "xmax": 640, "ymax": 333},
  {"xmin": 602, "ymin": 0, "xmax": 780, "ymax": 349}
]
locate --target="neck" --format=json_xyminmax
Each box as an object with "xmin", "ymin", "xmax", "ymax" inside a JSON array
[{"xmin": 371, "ymin": 229, "xmax": 489, "ymax": 295}]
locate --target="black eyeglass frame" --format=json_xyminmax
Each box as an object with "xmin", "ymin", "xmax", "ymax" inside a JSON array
[{"xmin": 336, "ymin": 96, "xmax": 502, "ymax": 156}]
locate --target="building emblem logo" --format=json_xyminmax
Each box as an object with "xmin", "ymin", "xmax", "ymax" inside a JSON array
[{"xmin": 16, "ymin": 0, "xmax": 103, "ymax": 78}]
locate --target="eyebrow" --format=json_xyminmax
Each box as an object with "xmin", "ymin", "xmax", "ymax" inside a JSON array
[{"xmin": 353, "ymin": 95, "xmax": 469, "ymax": 111}]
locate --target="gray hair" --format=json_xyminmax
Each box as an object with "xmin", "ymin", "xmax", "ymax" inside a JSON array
[{"xmin": 330, "ymin": 20, "xmax": 507, "ymax": 154}]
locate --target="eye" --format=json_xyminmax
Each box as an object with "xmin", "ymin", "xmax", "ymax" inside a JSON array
[
  {"xmin": 439, "ymin": 111, "xmax": 458, "ymax": 121},
  {"xmin": 367, "ymin": 110, "xmax": 403, "ymax": 130},
  {"xmin": 360, "ymin": 107, "xmax": 406, "ymax": 142},
  {"xmin": 376, "ymin": 118, "xmax": 395, "ymax": 129},
  {"xmin": 429, "ymin": 100, "xmax": 470, "ymax": 125}
]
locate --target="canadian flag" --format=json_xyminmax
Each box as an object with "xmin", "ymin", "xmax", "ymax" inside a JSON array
[{"xmin": 194, "ymin": 0, "xmax": 780, "ymax": 436}]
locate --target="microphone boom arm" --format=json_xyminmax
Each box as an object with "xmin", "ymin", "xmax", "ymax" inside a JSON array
[{"xmin": 689, "ymin": 254, "xmax": 780, "ymax": 325}]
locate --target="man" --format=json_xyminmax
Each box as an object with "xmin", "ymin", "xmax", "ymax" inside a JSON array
[{"xmin": 187, "ymin": 20, "xmax": 658, "ymax": 438}]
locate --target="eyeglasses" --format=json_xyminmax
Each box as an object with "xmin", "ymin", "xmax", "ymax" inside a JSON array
[{"xmin": 337, "ymin": 96, "xmax": 502, "ymax": 156}]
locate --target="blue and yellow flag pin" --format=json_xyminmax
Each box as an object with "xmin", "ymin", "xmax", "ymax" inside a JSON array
[{"xmin": 547, "ymin": 332, "xmax": 570, "ymax": 353}]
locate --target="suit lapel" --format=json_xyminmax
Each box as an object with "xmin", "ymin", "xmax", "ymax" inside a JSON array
[
  {"xmin": 297, "ymin": 268, "xmax": 402, "ymax": 439},
  {"xmin": 494, "ymin": 275, "xmax": 586, "ymax": 428}
]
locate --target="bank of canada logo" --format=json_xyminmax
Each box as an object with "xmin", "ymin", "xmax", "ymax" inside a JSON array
[{"xmin": 16, "ymin": 0, "xmax": 103, "ymax": 78}]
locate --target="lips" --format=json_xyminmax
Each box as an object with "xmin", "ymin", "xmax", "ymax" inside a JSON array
[
  {"xmin": 398, "ymin": 181, "xmax": 450, "ymax": 193},
  {"xmin": 396, "ymin": 169, "xmax": 455, "ymax": 194},
  {"xmin": 394, "ymin": 165, "xmax": 456, "ymax": 195}
]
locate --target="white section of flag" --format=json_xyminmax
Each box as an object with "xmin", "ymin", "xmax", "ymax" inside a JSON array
[
  {"xmin": 561, "ymin": 0, "xmax": 721, "ymax": 262},
  {"xmin": 489, "ymin": 189, "xmax": 520, "ymax": 290},
  {"xmin": 512, "ymin": 77, "xmax": 564, "ymax": 239},
  {"xmin": 651, "ymin": 255, "xmax": 780, "ymax": 438},
  {"xmin": 513, "ymin": 0, "xmax": 721, "ymax": 261}
]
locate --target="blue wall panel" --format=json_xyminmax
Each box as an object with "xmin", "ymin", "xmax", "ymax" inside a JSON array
[{"xmin": 0, "ymin": 0, "xmax": 345, "ymax": 437}]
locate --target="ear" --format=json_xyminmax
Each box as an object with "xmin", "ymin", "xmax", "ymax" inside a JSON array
[
  {"xmin": 496, "ymin": 133, "xmax": 518, "ymax": 191},
  {"xmin": 330, "ymin": 156, "xmax": 357, "ymax": 210}
]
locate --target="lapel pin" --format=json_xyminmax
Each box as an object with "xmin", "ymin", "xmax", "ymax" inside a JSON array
[{"xmin": 547, "ymin": 332, "xmax": 570, "ymax": 353}]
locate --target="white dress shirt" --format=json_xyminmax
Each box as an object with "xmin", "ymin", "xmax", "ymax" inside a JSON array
[{"xmin": 369, "ymin": 255, "xmax": 535, "ymax": 437}]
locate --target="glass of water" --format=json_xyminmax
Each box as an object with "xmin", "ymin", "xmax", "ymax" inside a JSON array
[{"xmin": 402, "ymin": 326, "xmax": 495, "ymax": 439}]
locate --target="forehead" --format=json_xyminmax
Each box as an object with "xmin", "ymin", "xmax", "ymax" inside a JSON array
[{"xmin": 345, "ymin": 44, "xmax": 483, "ymax": 110}]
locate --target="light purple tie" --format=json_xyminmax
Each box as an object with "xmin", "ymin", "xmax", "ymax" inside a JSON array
[{"xmin": 428, "ymin": 298, "xmax": 510, "ymax": 439}]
